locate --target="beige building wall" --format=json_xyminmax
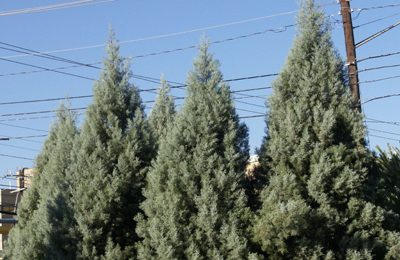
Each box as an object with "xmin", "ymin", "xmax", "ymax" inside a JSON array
[
  {"xmin": 16, "ymin": 168, "xmax": 36, "ymax": 189},
  {"xmin": 0, "ymin": 168, "xmax": 35, "ymax": 257},
  {"xmin": 0, "ymin": 189, "xmax": 19, "ymax": 252}
]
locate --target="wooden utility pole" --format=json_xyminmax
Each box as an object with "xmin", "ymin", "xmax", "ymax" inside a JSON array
[{"xmin": 339, "ymin": 0, "xmax": 361, "ymax": 112}]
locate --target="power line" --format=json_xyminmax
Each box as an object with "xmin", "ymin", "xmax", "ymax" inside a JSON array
[
  {"xmin": 231, "ymin": 86, "xmax": 272, "ymax": 93},
  {"xmin": 351, "ymin": 3, "xmax": 400, "ymax": 20},
  {"xmin": 0, "ymin": 42, "xmax": 100, "ymax": 69},
  {"xmin": 0, "ymin": 95, "xmax": 93, "ymax": 106},
  {"xmin": 0, "ymin": 135, "xmax": 43, "ymax": 144},
  {"xmin": 1, "ymin": 0, "xmax": 338, "ymax": 60},
  {"xmin": 0, "ymin": 23, "xmax": 295, "ymax": 82},
  {"xmin": 0, "ymin": 57, "xmax": 95, "ymax": 81},
  {"xmin": 0, "ymin": 75, "xmax": 277, "ymax": 107},
  {"xmin": 362, "ymin": 93, "xmax": 400, "ymax": 105},
  {"xmin": 0, "ymin": 88, "xmax": 268, "ymax": 107},
  {"xmin": 0, "ymin": 41, "xmax": 193, "ymax": 88},
  {"xmin": 357, "ymin": 3, "xmax": 400, "ymax": 12},
  {"xmin": 234, "ymin": 93, "xmax": 267, "ymax": 101},
  {"xmin": 0, "ymin": 13, "xmax": 302, "ymax": 58},
  {"xmin": 0, "ymin": 97, "xmax": 268, "ymax": 121},
  {"xmin": 358, "ymin": 50, "xmax": 400, "ymax": 63},
  {"xmin": 224, "ymin": 73, "xmax": 278, "ymax": 82},
  {"xmin": 366, "ymin": 117, "xmax": 400, "ymax": 127},
  {"xmin": 0, "ymin": 40, "xmax": 278, "ymax": 97},
  {"xmin": 235, "ymin": 100, "xmax": 265, "ymax": 109},
  {"xmin": 353, "ymin": 11, "xmax": 400, "ymax": 29},
  {"xmin": 358, "ymin": 63, "xmax": 400, "ymax": 73},
  {"xmin": 360, "ymin": 75, "xmax": 400, "ymax": 84},
  {"xmin": 0, "ymin": 0, "xmax": 115, "ymax": 17},
  {"xmin": 235, "ymin": 108, "xmax": 264, "ymax": 115},
  {"xmin": 368, "ymin": 128, "xmax": 400, "ymax": 137},
  {"xmin": 0, "ymin": 122, "xmax": 48, "ymax": 133},
  {"xmin": 0, "ymin": 107, "xmax": 86, "ymax": 118},
  {"xmin": 4, "ymin": 135, "xmax": 47, "ymax": 140},
  {"xmin": 356, "ymin": 20, "xmax": 400, "ymax": 48},
  {"xmin": 131, "ymin": 25, "xmax": 296, "ymax": 59},
  {"xmin": 0, "ymin": 114, "xmax": 66, "ymax": 123},
  {"xmin": 0, "ymin": 83, "xmax": 271, "ymax": 126},
  {"xmin": 239, "ymin": 114, "xmax": 265, "ymax": 119},
  {"xmin": 368, "ymin": 134, "xmax": 400, "ymax": 142},
  {"xmin": 0, "ymin": 153, "xmax": 34, "ymax": 161},
  {"xmin": 0, "ymin": 143, "xmax": 40, "ymax": 152}
]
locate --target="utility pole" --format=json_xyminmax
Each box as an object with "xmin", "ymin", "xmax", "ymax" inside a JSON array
[{"xmin": 339, "ymin": 0, "xmax": 361, "ymax": 112}]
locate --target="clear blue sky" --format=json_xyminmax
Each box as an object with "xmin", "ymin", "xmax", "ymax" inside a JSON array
[{"xmin": 1, "ymin": 0, "xmax": 399, "ymax": 182}]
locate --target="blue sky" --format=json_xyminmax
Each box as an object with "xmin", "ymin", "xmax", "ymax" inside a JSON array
[{"xmin": 0, "ymin": 0, "xmax": 399, "ymax": 181}]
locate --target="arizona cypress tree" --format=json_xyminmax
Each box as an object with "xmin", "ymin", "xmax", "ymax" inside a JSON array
[
  {"xmin": 253, "ymin": 1, "xmax": 400, "ymax": 258},
  {"xmin": 372, "ymin": 147, "xmax": 400, "ymax": 215},
  {"xmin": 71, "ymin": 33, "xmax": 154, "ymax": 259},
  {"xmin": 148, "ymin": 77, "xmax": 175, "ymax": 148},
  {"xmin": 136, "ymin": 42, "xmax": 253, "ymax": 259},
  {"xmin": 5, "ymin": 106, "xmax": 78, "ymax": 260}
]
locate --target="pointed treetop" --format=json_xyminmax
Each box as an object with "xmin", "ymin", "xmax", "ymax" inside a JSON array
[
  {"xmin": 101, "ymin": 28, "xmax": 131, "ymax": 89},
  {"xmin": 298, "ymin": 0, "xmax": 326, "ymax": 31},
  {"xmin": 148, "ymin": 75, "xmax": 175, "ymax": 144},
  {"xmin": 188, "ymin": 40, "xmax": 222, "ymax": 90}
]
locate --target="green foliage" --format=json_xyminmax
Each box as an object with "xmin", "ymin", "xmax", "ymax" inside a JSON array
[
  {"xmin": 5, "ymin": 106, "xmax": 78, "ymax": 260},
  {"xmin": 70, "ymin": 33, "xmax": 154, "ymax": 259},
  {"xmin": 253, "ymin": 0, "xmax": 400, "ymax": 258},
  {"xmin": 148, "ymin": 77, "xmax": 176, "ymax": 149},
  {"xmin": 373, "ymin": 146, "xmax": 400, "ymax": 215},
  {"xmin": 136, "ymin": 42, "xmax": 252, "ymax": 259}
]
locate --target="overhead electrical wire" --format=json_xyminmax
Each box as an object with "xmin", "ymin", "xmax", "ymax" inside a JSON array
[
  {"xmin": 0, "ymin": 42, "xmax": 100, "ymax": 69},
  {"xmin": 231, "ymin": 86, "xmax": 272, "ymax": 93},
  {"xmin": 355, "ymin": 19, "xmax": 400, "ymax": 48},
  {"xmin": 357, "ymin": 3, "xmax": 400, "ymax": 12},
  {"xmin": 0, "ymin": 153, "xmax": 34, "ymax": 161},
  {"xmin": 360, "ymin": 75, "xmax": 400, "ymax": 84},
  {"xmin": 235, "ymin": 108, "xmax": 264, "ymax": 115},
  {"xmin": 239, "ymin": 114, "xmax": 265, "ymax": 119},
  {"xmin": 0, "ymin": 75, "xmax": 277, "ymax": 107},
  {"xmin": 0, "ymin": 95, "xmax": 93, "ymax": 106},
  {"xmin": 369, "ymin": 128, "xmax": 400, "ymax": 137},
  {"xmin": 362, "ymin": 93, "xmax": 400, "ymax": 105},
  {"xmin": 0, "ymin": 113, "xmax": 85, "ymax": 123},
  {"xmin": 358, "ymin": 63, "xmax": 400, "ymax": 73},
  {"xmin": 3, "ymin": 134, "xmax": 48, "ymax": 140},
  {"xmin": 358, "ymin": 50, "xmax": 400, "ymax": 63},
  {"xmin": 0, "ymin": 1, "xmax": 339, "ymax": 60},
  {"xmin": 0, "ymin": 0, "xmax": 115, "ymax": 17},
  {"xmin": 0, "ymin": 17, "xmax": 299, "ymax": 59},
  {"xmin": 0, "ymin": 41, "xmax": 180, "ymax": 86},
  {"xmin": 0, "ymin": 122, "xmax": 48, "ymax": 133},
  {"xmin": 366, "ymin": 117, "xmax": 400, "ymax": 127},
  {"xmin": 368, "ymin": 134, "xmax": 400, "ymax": 142},
  {"xmin": 351, "ymin": 3, "xmax": 400, "ymax": 20},
  {"xmin": 0, "ymin": 99, "xmax": 267, "ymax": 120},
  {"xmin": 0, "ymin": 23, "xmax": 296, "ymax": 82},
  {"xmin": 353, "ymin": 11, "xmax": 400, "ymax": 29},
  {"xmin": 235, "ymin": 100, "xmax": 266, "ymax": 109},
  {"xmin": 233, "ymin": 93, "xmax": 267, "ymax": 101},
  {"xmin": 0, "ymin": 57, "xmax": 95, "ymax": 81},
  {"xmin": 0, "ymin": 143, "xmax": 40, "ymax": 152},
  {"xmin": 0, "ymin": 107, "xmax": 86, "ymax": 118}
]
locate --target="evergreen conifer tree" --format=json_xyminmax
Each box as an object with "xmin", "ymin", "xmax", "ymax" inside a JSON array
[
  {"xmin": 253, "ymin": 1, "xmax": 400, "ymax": 258},
  {"xmin": 372, "ymin": 147, "xmax": 400, "ymax": 216},
  {"xmin": 136, "ymin": 42, "xmax": 254, "ymax": 259},
  {"xmin": 5, "ymin": 106, "xmax": 78, "ymax": 260},
  {"xmin": 71, "ymin": 33, "xmax": 154, "ymax": 259},
  {"xmin": 148, "ymin": 77, "xmax": 175, "ymax": 148}
]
